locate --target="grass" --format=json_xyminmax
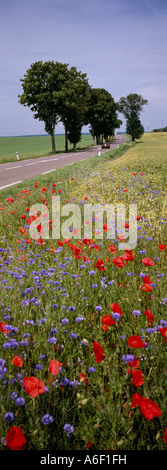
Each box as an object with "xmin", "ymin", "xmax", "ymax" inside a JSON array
[
  {"xmin": 0, "ymin": 134, "xmax": 93, "ymax": 164},
  {"xmin": 0, "ymin": 133, "xmax": 166, "ymax": 451}
]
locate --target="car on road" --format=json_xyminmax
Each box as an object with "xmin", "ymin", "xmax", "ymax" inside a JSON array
[{"xmin": 101, "ymin": 142, "xmax": 110, "ymax": 149}]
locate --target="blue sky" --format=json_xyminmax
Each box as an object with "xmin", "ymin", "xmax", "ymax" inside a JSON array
[{"xmin": 0, "ymin": 0, "xmax": 167, "ymax": 136}]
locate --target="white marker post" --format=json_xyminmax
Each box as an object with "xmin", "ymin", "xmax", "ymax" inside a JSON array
[{"xmin": 16, "ymin": 152, "xmax": 19, "ymax": 160}]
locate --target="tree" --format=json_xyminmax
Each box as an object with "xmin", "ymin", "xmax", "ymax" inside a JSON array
[
  {"xmin": 18, "ymin": 61, "xmax": 69, "ymax": 154},
  {"xmin": 86, "ymin": 88, "xmax": 122, "ymax": 145},
  {"xmin": 126, "ymin": 116, "xmax": 144, "ymax": 141},
  {"xmin": 58, "ymin": 66, "xmax": 91, "ymax": 151},
  {"xmin": 119, "ymin": 93, "xmax": 148, "ymax": 141}
]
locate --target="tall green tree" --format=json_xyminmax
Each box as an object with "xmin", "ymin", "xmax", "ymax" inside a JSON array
[
  {"xmin": 119, "ymin": 93, "xmax": 148, "ymax": 141},
  {"xmin": 87, "ymin": 88, "xmax": 121, "ymax": 145},
  {"xmin": 18, "ymin": 61, "xmax": 69, "ymax": 154},
  {"xmin": 58, "ymin": 66, "xmax": 91, "ymax": 151}
]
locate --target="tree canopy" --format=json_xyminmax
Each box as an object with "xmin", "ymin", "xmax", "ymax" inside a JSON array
[
  {"xmin": 86, "ymin": 88, "xmax": 122, "ymax": 145},
  {"xmin": 119, "ymin": 93, "xmax": 148, "ymax": 141}
]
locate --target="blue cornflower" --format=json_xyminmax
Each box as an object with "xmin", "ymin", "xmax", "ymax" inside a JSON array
[
  {"xmin": 4, "ymin": 412, "xmax": 14, "ymax": 423},
  {"xmin": 35, "ymin": 364, "xmax": 43, "ymax": 371},
  {"xmin": 63, "ymin": 423, "xmax": 74, "ymax": 437},
  {"xmin": 47, "ymin": 337, "xmax": 57, "ymax": 344},
  {"xmin": 95, "ymin": 306, "xmax": 102, "ymax": 311},
  {"xmin": 133, "ymin": 310, "xmax": 141, "ymax": 316},
  {"xmin": 70, "ymin": 332, "xmax": 78, "ymax": 339},
  {"xmin": 89, "ymin": 367, "xmax": 96, "ymax": 373},
  {"xmin": 68, "ymin": 306, "xmax": 75, "ymax": 311},
  {"xmin": 75, "ymin": 317, "xmax": 84, "ymax": 323},
  {"xmin": 9, "ymin": 391, "xmax": 18, "ymax": 401},
  {"xmin": 122, "ymin": 354, "xmax": 135, "ymax": 364},
  {"xmin": 15, "ymin": 397, "xmax": 25, "ymax": 406},
  {"xmin": 41, "ymin": 414, "xmax": 54, "ymax": 425}
]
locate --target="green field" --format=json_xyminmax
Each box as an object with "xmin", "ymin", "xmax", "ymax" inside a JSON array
[{"xmin": 0, "ymin": 134, "xmax": 93, "ymax": 164}]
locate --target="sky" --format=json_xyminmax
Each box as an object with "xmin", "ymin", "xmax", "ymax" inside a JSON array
[{"xmin": 0, "ymin": 0, "xmax": 167, "ymax": 136}]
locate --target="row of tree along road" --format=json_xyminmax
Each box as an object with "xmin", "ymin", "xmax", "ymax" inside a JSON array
[{"xmin": 18, "ymin": 61, "xmax": 148, "ymax": 153}]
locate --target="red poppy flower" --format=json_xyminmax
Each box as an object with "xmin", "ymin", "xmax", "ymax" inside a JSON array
[
  {"xmin": 48, "ymin": 359, "xmax": 63, "ymax": 375},
  {"xmin": 163, "ymin": 429, "xmax": 167, "ymax": 443},
  {"xmin": 142, "ymin": 276, "xmax": 151, "ymax": 284},
  {"xmin": 159, "ymin": 327, "xmax": 167, "ymax": 342},
  {"xmin": 132, "ymin": 369, "xmax": 144, "ymax": 388},
  {"xmin": 93, "ymin": 342, "xmax": 105, "ymax": 363},
  {"xmin": 130, "ymin": 392, "xmax": 162, "ymax": 420},
  {"xmin": 143, "ymin": 309, "xmax": 154, "ymax": 322},
  {"xmin": 6, "ymin": 426, "xmax": 26, "ymax": 450},
  {"xmin": 108, "ymin": 244, "xmax": 117, "ymax": 254},
  {"xmin": 128, "ymin": 335, "xmax": 146, "ymax": 348},
  {"xmin": 158, "ymin": 244, "xmax": 166, "ymax": 251},
  {"xmin": 87, "ymin": 440, "xmax": 92, "ymax": 448},
  {"xmin": 100, "ymin": 314, "xmax": 117, "ymax": 331},
  {"xmin": 94, "ymin": 259, "xmax": 105, "ymax": 271},
  {"xmin": 142, "ymin": 284, "xmax": 153, "ymax": 292},
  {"xmin": 127, "ymin": 357, "xmax": 140, "ymax": 370},
  {"xmin": 0, "ymin": 321, "xmax": 10, "ymax": 334},
  {"xmin": 123, "ymin": 249, "xmax": 134, "ymax": 261},
  {"xmin": 103, "ymin": 223, "xmax": 109, "ymax": 232},
  {"xmin": 12, "ymin": 356, "xmax": 23, "ymax": 367},
  {"xmin": 141, "ymin": 257, "xmax": 154, "ymax": 266},
  {"xmin": 112, "ymin": 257, "xmax": 125, "ymax": 268},
  {"xmin": 80, "ymin": 371, "xmax": 88, "ymax": 385},
  {"xmin": 23, "ymin": 377, "xmax": 45, "ymax": 397},
  {"xmin": 6, "ymin": 197, "xmax": 14, "ymax": 203},
  {"xmin": 110, "ymin": 302, "xmax": 123, "ymax": 316}
]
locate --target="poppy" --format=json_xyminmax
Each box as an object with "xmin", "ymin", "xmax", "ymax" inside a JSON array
[
  {"xmin": 158, "ymin": 244, "xmax": 166, "ymax": 251},
  {"xmin": 87, "ymin": 440, "xmax": 92, "ymax": 448},
  {"xmin": 141, "ymin": 257, "xmax": 154, "ymax": 266},
  {"xmin": 130, "ymin": 392, "xmax": 162, "ymax": 420},
  {"xmin": 159, "ymin": 327, "xmax": 167, "ymax": 342},
  {"xmin": 100, "ymin": 314, "xmax": 117, "ymax": 331},
  {"xmin": 112, "ymin": 256, "xmax": 125, "ymax": 268},
  {"xmin": 132, "ymin": 369, "xmax": 144, "ymax": 388},
  {"xmin": 108, "ymin": 244, "xmax": 117, "ymax": 254},
  {"xmin": 127, "ymin": 357, "xmax": 140, "ymax": 370},
  {"xmin": 6, "ymin": 197, "xmax": 14, "ymax": 203},
  {"xmin": 93, "ymin": 342, "xmax": 105, "ymax": 363},
  {"xmin": 128, "ymin": 335, "xmax": 146, "ymax": 348},
  {"xmin": 6, "ymin": 426, "xmax": 26, "ymax": 450},
  {"xmin": 80, "ymin": 371, "xmax": 88, "ymax": 385},
  {"xmin": 163, "ymin": 429, "xmax": 167, "ymax": 443},
  {"xmin": 123, "ymin": 249, "xmax": 134, "ymax": 261},
  {"xmin": 48, "ymin": 359, "xmax": 63, "ymax": 375},
  {"xmin": 143, "ymin": 309, "xmax": 154, "ymax": 322},
  {"xmin": 23, "ymin": 377, "xmax": 45, "ymax": 398},
  {"xmin": 0, "ymin": 321, "xmax": 10, "ymax": 334},
  {"xmin": 110, "ymin": 302, "xmax": 123, "ymax": 316},
  {"xmin": 12, "ymin": 356, "xmax": 23, "ymax": 367},
  {"xmin": 142, "ymin": 284, "xmax": 153, "ymax": 292},
  {"xmin": 103, "ymin": 223, "xmax": 109, "ymax": 232},
  {"xmin": 94, "ymin": 259, "xmax": 105, "ymax": 271}
]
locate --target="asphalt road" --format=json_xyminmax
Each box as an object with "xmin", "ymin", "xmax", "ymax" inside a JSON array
[{"xmin": 0, "ymin": 134, "xmax": 126, "ymax": 190}]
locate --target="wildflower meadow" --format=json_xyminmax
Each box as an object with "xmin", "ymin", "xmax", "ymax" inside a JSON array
[{"xmin": 0, "ymin": 133, "xmax": 166, "ymax": 453}]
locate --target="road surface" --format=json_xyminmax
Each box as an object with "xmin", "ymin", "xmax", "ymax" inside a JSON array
[{"xmin": 0, "ymin": 134, "xmax": 126, "ymax": 191}]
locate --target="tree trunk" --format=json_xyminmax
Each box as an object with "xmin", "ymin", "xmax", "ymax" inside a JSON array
[
  {"xmin": 73, "ymin": 143, "xmax": 76, "ymax": 151},
  {"xmin": 65, "ymin": 125, "xmax": 68, "ymax": 152},
  {"xmin": 51, "ymin": 130, "xmax": 56, "ymax": 154}
]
